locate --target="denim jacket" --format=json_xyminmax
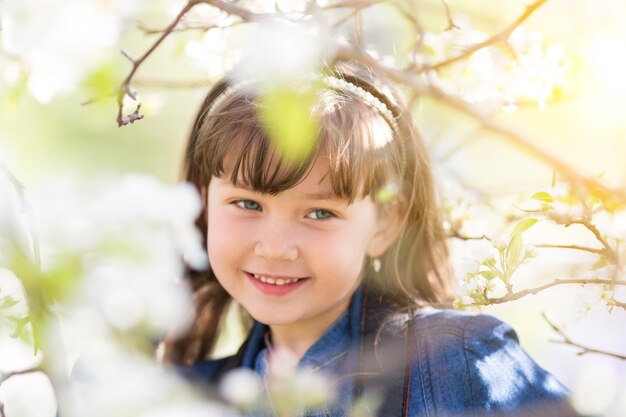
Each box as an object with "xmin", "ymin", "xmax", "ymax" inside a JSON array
[{"xmin": 187, "ymin": 286, "xmax": 577, "ymax": 417}]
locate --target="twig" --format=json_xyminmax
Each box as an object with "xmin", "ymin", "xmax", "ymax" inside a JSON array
[
  {"xmin": 570, "ymin": 219, "xmax": 619, "ymax": 265},
  {"xmin": 116, "ymin": 1, "xmax": 198, "ymax": 126},
  {"xmin": 332, "ymin": 3, "xmax": 371, "ymax": 28},
  {"xmin": 441, "ymin": 0, "xmax": 459, "ymax": 31},
  {"xmin": 0, "ymin": 366, "xmax": 43, "ymax": 417},
  {"xmin": 134, "ymin": 78, "xmax": 212, "ymax": 89},
  {"xmin": 447, "ymin": 230, "xmax": 488, "ymax": 241},
  {"xmin": 542, "ymin": 312, "xmax": 626, "ymax": 360},
  {"xmin": 197, "ymin": 0, "xmax": 264, "ymax": 22},
  {"xmin": 321, "ymin": 0, "xmax": 381, "ymax": 10},
  {"xmin": 390, "ymin": 1, "xmax": 425, "ymax": 71},
  {"xmin": 533, "ymin": 244, "xmax": 606, "ymax": 256},
  {"xmin": 0, "ymin": 366, "xmax": 42, "ymax": 385},
  {"xmin": 113, "ymin": 0, "xmax": 267, "ymax": 126},
  {"xmin": 482, "ymin": 278, "xmax": 626, "ymax": 304},
  {"xmin": 608, "ymin": 298, "xmax": 626, "ymax": 310},
  {"xmin": 137, "ymin": 20, "xmax": 243, "ymax": 35},
  {"xmin": 420, "ymin": 0, "xmax": 548, "ymax": 72},
  {"xmin": 137, "ymin": 22, "xmax": 218, "ymax": 34}
]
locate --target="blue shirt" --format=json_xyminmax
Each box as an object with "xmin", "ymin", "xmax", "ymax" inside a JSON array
[{"xmin": 188, "ymin": 287, "xmax": 576, "ymax": 416}]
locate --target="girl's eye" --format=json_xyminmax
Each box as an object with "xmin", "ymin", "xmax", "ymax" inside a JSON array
[
  {"xmin": 235, "ymin": 199, "xmax": 261, "ymax": 211},
  {"xmin": 306, "ymin": 209, "xmax": 334, "ymax": 220}
]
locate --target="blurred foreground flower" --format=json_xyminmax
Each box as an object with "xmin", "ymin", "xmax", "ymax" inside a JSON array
[
  {"xmin": 0, "ymin": 0, "xmax": 140, "ymax": 102},
  {"xmin": 0, "ymin": 172, "xmax": 220, "ymax": 417},
  {"xmin": 418, "ymin": 21, "xmax": 568, "ymax": 109},
  {"xmin": 217, "ymin": 346, "xmax": 336, "ymax": 416},
  {"xmin": 22, "ymin": 175, "xmax": 208, "ymax": 336}
]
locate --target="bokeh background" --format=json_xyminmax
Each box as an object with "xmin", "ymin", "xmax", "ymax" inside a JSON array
[{"xmin": 1, "ymin": 0, "xmax": 626, "ymax": 416}]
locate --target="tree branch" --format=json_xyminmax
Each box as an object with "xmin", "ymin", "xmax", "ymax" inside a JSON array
[
  {"xmin": 0, "ymin": 366, "xmax": 43, "ymax": 417},
  {"xmin": 197, "ymin": 0, "xmax": 264, "ymax": 22},
  {"xmin": 542, "ymin": 312, "xmax": 626, "ymax": 360},
  {"xmin": 570, "ymin": 219, "xmax": 619, "ymax": 265},
  {"xmin": 0, "ymin": 366, "xmax": 42, "ymax": 385},
  {"xmin": 137, "ymin": 22, "xmax": 218, "ymax": 35},
  {"xmin": 447, "ymin": 230, "xmax": 488, "ymax": 240},
  {"xmin": 113, "ymin": 0, "xmax": 268, "ymax": 126},
  {"xmin": 426, "ymin": 86, "xmax": 626, "ymax": 205},
  {"xmin": 441, "ymin": 0, "xmax": 459, "ymax": 31},
  {"xmin": 533, "ymin": 244, "xmax": 606, "ymax": 256},
  {"xmin": 134, "ymin": 78, "xmax": 212, "ymax": 89},
  {"xmin": 420, "ymin": 0, "xmax": 548, "ymax": 72},
  {"xmin": 116, "ymin": 1, "xmax": 198, "ymax": 126},
  {"xmin": 334, "ymin": 45, "xmax": 626, "ymax": 207},
  {"xmin": 482, "ymin": 278, "xmax": 626, "ymax": 305},
  {"xmin": 608, "ymin": 298, "xmax": 626, "ymax": 311}
]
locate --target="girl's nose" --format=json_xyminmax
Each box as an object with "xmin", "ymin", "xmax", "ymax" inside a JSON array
[{"xmin": 254, "ymin": 222, "xmax": 299, "ymax": 262}]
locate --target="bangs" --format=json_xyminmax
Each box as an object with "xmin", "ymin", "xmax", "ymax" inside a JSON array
[{"xmin": 193, "ymin": 88, "xmax": 401, "ymax": 202}]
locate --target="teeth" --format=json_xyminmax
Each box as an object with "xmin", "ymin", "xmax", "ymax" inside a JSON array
[{"xmin": 253, "ymin": 274, "xmax": 300, "ymax": 285}]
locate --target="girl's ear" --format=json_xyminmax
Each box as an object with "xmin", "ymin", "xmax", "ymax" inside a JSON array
[{"xmin": 366, "ymin": 198, "xmax": 407, "ymax": 258}]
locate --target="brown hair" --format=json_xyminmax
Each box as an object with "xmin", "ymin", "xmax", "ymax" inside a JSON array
[{"xmin": 163, "ymin": 61, "xmax": 454, "ymax": 365}]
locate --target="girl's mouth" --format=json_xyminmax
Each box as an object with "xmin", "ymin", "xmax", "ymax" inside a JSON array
[
  {"xmin": 245, "ymin": 272, "xmax": 309, "ymax": 295},
  {"xmin": 251, "ymin": 273, "xmax": 303, "ymax": 285}
]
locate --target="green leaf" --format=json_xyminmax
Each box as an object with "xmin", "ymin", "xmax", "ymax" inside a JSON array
[
  {"xmin": 511, "ymin": 218, "xmax": 538, "ymax": 236},
  {"xmin": 259, "ymin": 85, "xmax": 319, "ymax": 165},
  {"xmin": 483, "ymin": 258, "xmax": 497, "ymax": 268},
  {"xmin": 479, "ymin": 270, "xmax": 499, "ymax": 280},
  {"xmin": 532, "ymin": 192, "xmax": 553, "ymax": 203},
  {"xmin": 83, "ymin": 60, "xmax": 120, "ymax": 98},
  {"xmin": 375, "ymin": 183, "xmax": 399, "ymax": 203},
  {"xmin": 507, "ymin": 234, "xmax": 523, "ymax": 266},
  {"xmin": 0, "ymin": 295, "xmax": 19, "ymax": 311}
]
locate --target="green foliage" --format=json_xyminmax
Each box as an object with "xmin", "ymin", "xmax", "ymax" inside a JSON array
[
  {"xmin": 0, "ymin": 294, "xmax": 19, "ymax": 311},
  {"xmin": 83, "ymin": 60, "xmax": 122, "ymax": 99},
  {"xmin": 506, "ymin": 234, "xmax": 523, "ymax": 267},
  {"xmin": 258, "ymin": 84, "xmax": 320, "ymax": 164},
  {"xmin": 511, "ymin": 218, "xmax": 538, "ymax": 236},
  {"xmin": 375, "ymin": 183, "xmax": 399, "ymax": 203}
]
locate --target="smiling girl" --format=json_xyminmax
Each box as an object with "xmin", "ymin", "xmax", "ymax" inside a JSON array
[{"xmin": 164, "ymin": 61, "xmax": 576, "ymax": 416}]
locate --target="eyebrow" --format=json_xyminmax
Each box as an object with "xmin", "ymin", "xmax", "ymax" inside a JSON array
[
  {"xmin": 299, "ymin": 191, "xmax": 335, "ymax": 200},
  {"xmin": 229, "ymin": 183, "xmax": 337, "ymax": 201}
]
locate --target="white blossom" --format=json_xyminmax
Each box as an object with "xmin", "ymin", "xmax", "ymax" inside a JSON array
[
  {"xmin": 0, "ymin": 0, "xmax": 141, "ymax": 102},
  {"xmin": 290, "ymin": 368, "xmax": 334, "ymax": 408},
  {"xmin": 218, "ymin": 368, "xmax": 263, "ymax": 407},
  {"xmin": 28, "ymin": 175, "xmax": 207, "ymax": 336},
  {"xmin": 469, "ymin": 239, "xmax": 494, "ymax": 263},
  {"xmin": 485, "ymin": 277, "xmax": 507, "ymax": 298},
  {"xmin": 58, "ymin": 337, "xmax": 231, "ymax": 417},
  {"xmin": 233, "ymin": 17, "xmax": 333, "ymax": 86},
  {"xmin": 455, "ymin": 257, "xmax": 481, "ymax": 279},
  {"xmin": 417, "ymin": 24, "xmax": 568, "ymax": 109}
]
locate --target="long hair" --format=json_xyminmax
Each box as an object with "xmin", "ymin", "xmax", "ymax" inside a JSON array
[{"xmin": 162, "ymin": 61, "xmax": 454, "ymax": 365}]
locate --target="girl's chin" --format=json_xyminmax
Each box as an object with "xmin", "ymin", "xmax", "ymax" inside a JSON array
[{"xmin": 243, "ymin": 306, "xmax": 305, "ymax": 327}]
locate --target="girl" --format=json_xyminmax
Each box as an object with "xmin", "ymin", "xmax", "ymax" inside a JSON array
[{"xmin": 165, "ymin": 61, "xmax": 576, "ymax": 416}]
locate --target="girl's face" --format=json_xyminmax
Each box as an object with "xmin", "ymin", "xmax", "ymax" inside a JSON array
[{"xmin": 205, "ymin": 155, "xmax": 395, "ymax": 336}]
